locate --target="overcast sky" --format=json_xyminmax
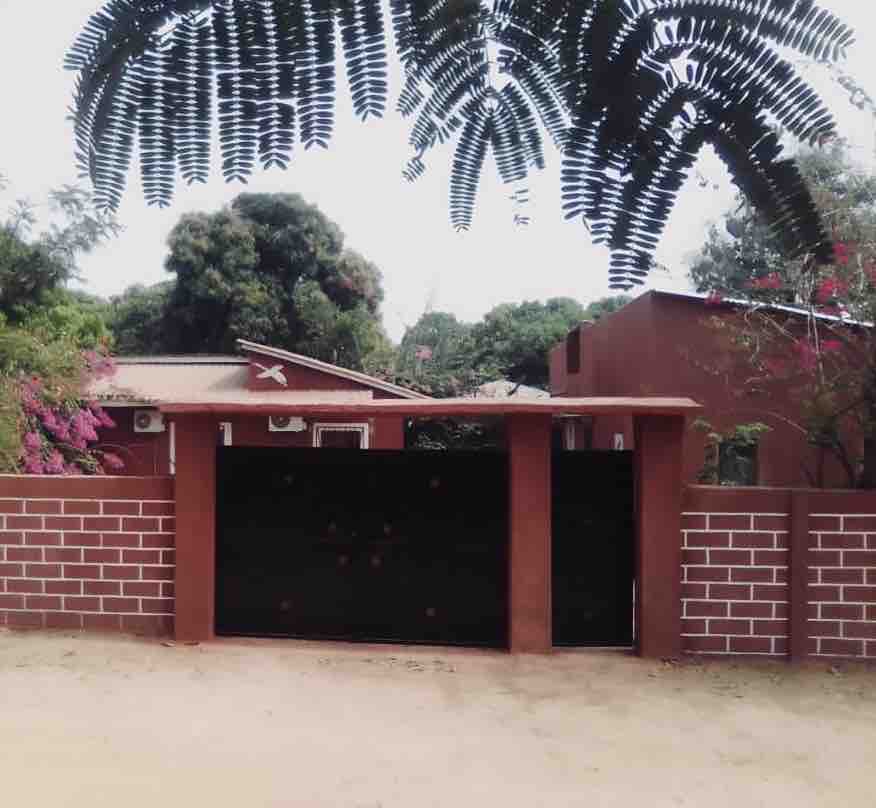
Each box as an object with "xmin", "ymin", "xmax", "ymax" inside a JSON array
[{"xmin": 1, "ymin": 1, "xmax": 875, "ymax": 342}]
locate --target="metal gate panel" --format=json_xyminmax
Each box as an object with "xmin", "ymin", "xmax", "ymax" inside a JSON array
[
  {"xmin": 216, "ymin": 448, "xmax": 508, "ymax": 647},
  {"xmin": 552, "ymin": 450, "xmax": 635, "ymax": 647}
]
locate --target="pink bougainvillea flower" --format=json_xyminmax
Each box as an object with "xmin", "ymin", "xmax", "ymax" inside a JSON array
[
  {"xmin": 414, "ymin": 345, "xmax": 434, "ymax": 361},
  {"xmin": 763, "ymin": 357, "xmax": 790, "ymax": 377},
  {"xmin": 794, "ymin": 339, "xmax": 819, "ymax": 373},
  {"xmin": 821, "ymin": 340, "xmax": 843, "ymax": 354},
  {"xmin": 20, "ymin": 387, "xmax": 43, "ymax": 416},
  {"xmin": 44, "ymin": 451, "xmax": 65, "ymax": 475},
  {"xmin": 23, "ymin": 432, "xmax": 42, "ymax": 451},
  {"xmin": 23, "ymin": 454, "xmax": 44, "ymax": 475},
  {"xmin": 102, "ymin": 453, "xmax": 125, "ymax": 473},
  {"xmin": 833, "ymin": 242, "xmax": 851, "ymax": 266},
  {"xmin": 71, "ymin": 410, "xmax": 99, "ymax": 443},
  {"xmin": 705, "ymin": 291, "xmax": 724, "ymax": 305},
  {"xmin": 97, "ymin": 409, "xmax": 116, "ymax": 429},
  {"xmin": 748, "ymin": 273, "xmax": 783, "ymax": 290},
  {"xmin": 816, "ymin": 276, "xmax": 850, "ymax": 304}
]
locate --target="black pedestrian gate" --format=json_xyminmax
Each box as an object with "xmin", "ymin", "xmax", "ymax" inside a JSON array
[
  {"xmin": 552, "ymin": 450, "xmax": 635, "ymax": 647},
  {"xmin": 216, "ymin": 447, "xmax": 508, "ymax": 647}
]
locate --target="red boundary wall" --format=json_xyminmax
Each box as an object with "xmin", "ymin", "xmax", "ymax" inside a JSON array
[
  {"xmin": 0, "ymin": 475, "xmax": 175, "ymax": 634},
  {"xmin": 682, "ymin": 487, "xmax": 876, "ymax": 660}
]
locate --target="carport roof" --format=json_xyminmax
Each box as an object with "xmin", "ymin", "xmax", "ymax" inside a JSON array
[{"xmin": 158, "ymin": 396, "xmax": 701, "ymax": 417}]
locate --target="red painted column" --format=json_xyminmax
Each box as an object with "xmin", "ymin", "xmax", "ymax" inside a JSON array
[
  {"xmin": 370, "ymin": 415, "xmax": 406, "ymax": 449},
  {"xmin": 508, "ymin": 414, "xmax": 552, "ymax": 653},
  {"xmin": 172, "ymin": 414, "xmax": 217, "ymax": 643},
  {"xmin": 634, "ymin": 415, "xmax": 685, "ymax": 659}
]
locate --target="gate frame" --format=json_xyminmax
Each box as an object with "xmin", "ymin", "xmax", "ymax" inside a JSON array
[{"xmin": 167, "ymin": 398, "xmax": 695, "ymax": 657}]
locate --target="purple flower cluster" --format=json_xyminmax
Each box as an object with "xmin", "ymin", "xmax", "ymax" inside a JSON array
[{"xmin": 18, "ymin": 350, "xmax": 122, "ymax": 476}]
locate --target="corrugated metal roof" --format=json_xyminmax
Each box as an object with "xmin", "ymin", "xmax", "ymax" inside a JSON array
[
  {"xmin": 90, "ymin": 361, "xmax": 373, "ymax": 406},
  {"xmin": 650, "ymin": 288, "xmax": 873, "ymax": 328},
  {"xmin": 474, "ymin": 380, "xmax": 550, "ymax": 400}
]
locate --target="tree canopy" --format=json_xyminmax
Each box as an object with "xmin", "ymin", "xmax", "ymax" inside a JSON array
[
  {"xmin": 112, "ymin": 192, "xmax": 390, "ymax": 369},
  {"xmin": 689, "ymin": 140, "xmax": 876, "ymax": 300},
  {"xmin": 0, "ymin": 185, "xmax": 123, "ymax": 474},
  {"xmin": 392, "ymin": 296, "xmax": 618, "ymax": 395},
  {"xmin": 66, "ymin": 1, "xmax": 853, "ymax": 289},
  {"xmin": 688, "ymin": 139, "xmax": 876, "ymax": 487}
]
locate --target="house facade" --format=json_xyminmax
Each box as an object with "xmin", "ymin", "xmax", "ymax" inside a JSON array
[
  {"xmin": 90, "ymin": 339, "xmax": 426, "ymax": 475},
  {"xmin": 550, "ymin": 290, "xmax": 858, "ymax": 488}
]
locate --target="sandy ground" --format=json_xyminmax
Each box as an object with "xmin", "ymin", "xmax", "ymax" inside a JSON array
[{"xmin": 1, "ymin": 631, "xmax": 874, "ymax": 808}]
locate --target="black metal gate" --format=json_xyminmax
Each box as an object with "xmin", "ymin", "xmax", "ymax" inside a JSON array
[
  {"xmin": 216, "ymin": 447, "xmax": 508, "ymax": 647},
  {"xmin": 552, "ymin": 450, "xmax": 634, "ymax": 647}
]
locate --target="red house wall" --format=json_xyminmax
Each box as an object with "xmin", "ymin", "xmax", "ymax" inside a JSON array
[
  {"xmin": 551, "ymin": 293, "xmax": 855, "ymax": 488},
  {"xmin": 96, "ymin": 408, "xmax": 407, "ymax": 475}
]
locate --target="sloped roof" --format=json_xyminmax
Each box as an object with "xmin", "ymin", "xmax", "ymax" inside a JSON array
[
  {"xmin": 650, "ymin": 288, "xmax": 873, "ymax": 328},
  {"xmin": 237, "ymin": 339, "xmax": 429, "ymax": 399},
  {"xmin": 474, "ymin": 380, "xmax": 550, "ymax": 400},
  {"xmin": 90, "ymin": 356, "xmax": 373, "ymax": 407}
]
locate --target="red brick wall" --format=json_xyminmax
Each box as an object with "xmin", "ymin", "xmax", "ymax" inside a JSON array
[
  {"xmin": 682, "ymin": 487, "xmax": 876, "ymax": 660},
  {"xmin": 681, "ymin": 510, "xmax": 790, "ymax": 656},
  {"xmin": 808, "ymin": 511, "xmax": 876, "ymax": 658},
  {"xmin": 0, "ymin": 476, "xmax": 175, "ymax": 635}
]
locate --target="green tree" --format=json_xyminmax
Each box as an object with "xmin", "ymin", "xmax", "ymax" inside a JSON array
[
  {"xmin": 390, "ymin": 312, "xmax": 485, "ymax": 398},
  {"xmin": 689, "ymin": 139, "xmax": 876, "ymax": 298},
  {"xmin": 108, "ymin": 283, "xmax": 174, "ymax": 355},
  {"xmin": 111, "ymin": 193, "xmax": 390, "ymax": 369},
  {"xmin": 67, "ymin": 2, "xmax": 852, "ymax": 289},
  {"xmin": 468, "ymin": 298, "xmax": 588, "ymax": 389},
  {"xmin": 582, "ymin": 295, "xmax": 633, "ymax": 322},
  {"xmin": 0, "ymin": 185, "xmax": 119, "ymax": 329}
]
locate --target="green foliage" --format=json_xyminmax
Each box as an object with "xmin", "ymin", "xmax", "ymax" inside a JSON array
[
  {"xmin": 112, "ymin": 193, "xmax": 389, "ymax": 369},
  {"xmin": 0, "ymin": 325, "xmax": 86, "ymax": 471},
  {"xmin": 693, "ymin": 418, "xmax": 772, "ymax": 486},
  {"xmin": 690, "ymin": 139, "xmax": 876, "ymax": 297},
  {"xmin": 690, "ymin": 138, "xmax": 876, "ymax": 487},
  {"xmin": 0, "ymin": 184, "xmax": 120, "ymax": 472},
  {"xmin": 66, "ymin": 1, "xmax": 853, "ymax": 288},
  {"xmin": 582, "ymin": 295, "xmax": 633, "ymax": 322},
  {"xmin": 108, "ymin": 283, "xmax": 174, "ymax": 355},
  {"xmin": 0, "ymin": 186, "xmax": 120, "ymax": 326},
  {"xmin": 468, "ymin": 298, "xmax": 588, "ymax": 389}
]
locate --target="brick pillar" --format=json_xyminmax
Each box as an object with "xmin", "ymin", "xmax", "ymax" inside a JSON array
[
  {"xmin": 173, "ymin": 414, "xmax": 217, "ymax": 643},
  {"xmin": 508, "ymin": 414, "xmax": 552, "ymax": 653},
  {"xmin": 635, "ymin": 415, "xmax": 685, "ymax": 659},
  {"xmin": 788, "ymin": 491, "xmax": 810, "ymax": 662}
]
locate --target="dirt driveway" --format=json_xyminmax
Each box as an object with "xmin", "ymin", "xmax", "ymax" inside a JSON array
[{"xmin": 1, "ymin": 630, "xmax": 874, "ymax": 808}]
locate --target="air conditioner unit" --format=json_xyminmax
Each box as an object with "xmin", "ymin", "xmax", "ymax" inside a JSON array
[
  {"xmin": 268, "ymin": 416, "xmax": 307, "ymax": 433},
  {"xmin": 134, "ymin": 409, "xmax": 165, "ymax": 434}
]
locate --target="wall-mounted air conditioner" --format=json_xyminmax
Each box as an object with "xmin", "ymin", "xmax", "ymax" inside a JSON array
[
  {"xmin": 268, "ymin": 416, "xmax": 307, "ymax": 433},
  {"xmin": 134, "ymin": 409, "xmax": 165, "ymax": 434}
]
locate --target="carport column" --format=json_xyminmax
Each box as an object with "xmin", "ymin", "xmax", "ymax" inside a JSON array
[
  {"xmin": 508, "ymin": 414, "xmax": 552, "ymax": 653},
  {"xmin": 634, "ymin": 416, "xmax": 685, "ymax": 659},
  {"xmin": 173, "ymin": 414, "xmax": 217, "ymax": 643}
]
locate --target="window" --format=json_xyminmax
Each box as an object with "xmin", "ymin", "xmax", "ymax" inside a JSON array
[
  {"xmin": 313, "ymin": 423, "xmax": 370, "ymax": 449},
  {"xmin": 718, "ymin": 441, "xmax": 758, "ymax": 486},
  {"xmin": 566, "ymin": 326, "xmax": 581, "ymax": 374}
]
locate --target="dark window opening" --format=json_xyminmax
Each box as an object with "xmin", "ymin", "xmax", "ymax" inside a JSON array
[
  {"xmin": 718, "ymin": 442, "xmax": 758, "ymax": 486},
  {"xmin": 566, "ymin": 327, "xmax": 581, "ymax": 374}
]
